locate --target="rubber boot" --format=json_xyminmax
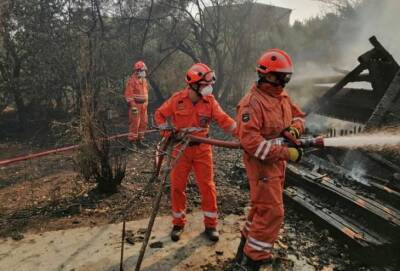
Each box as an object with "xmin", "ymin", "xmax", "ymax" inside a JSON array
[
  {"xmin": 204, "ymin": 227, "xmax": 219, "ymax": 242},
  {"xmin": 235, "ymin": 235, "xmax": 247, "ymax": 264},
  {"xmin": 236, "ymin": 254, "xmax": 262, "ymax": 271},
  {"xmin": 170, "ymin": 225, "xmax": 184, "ymax": 242}
]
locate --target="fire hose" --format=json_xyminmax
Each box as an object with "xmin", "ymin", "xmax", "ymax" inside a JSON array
[
  {"xmin": 0, "ymin": 130, "xmax": 158, "ymax": 167},
  {"xmin": 187, "ymin": 134, "xmax": 325, "ymax": 149}
]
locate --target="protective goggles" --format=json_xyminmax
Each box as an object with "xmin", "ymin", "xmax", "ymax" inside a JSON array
[
  {"xmin": 199, "ymin": 71, "xmax": 216, "ymax": 84},
  {"xmin": 278, "ymin": 73, "xmax": 292, "ymax": 84}
]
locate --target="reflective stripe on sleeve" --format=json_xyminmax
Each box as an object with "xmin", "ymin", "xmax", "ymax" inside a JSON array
[
  {"xmin": 255, "ymin": 140, "xmax": 267, "ymax": 158},
  {"xmin": 260, "ymin": 140, "xmax": 272, "ymax": 160}
]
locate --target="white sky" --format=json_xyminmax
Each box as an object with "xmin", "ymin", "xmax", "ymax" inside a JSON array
[{"xmin": 258, "ymin": 0, "xmax": 330, "ymax": 24}]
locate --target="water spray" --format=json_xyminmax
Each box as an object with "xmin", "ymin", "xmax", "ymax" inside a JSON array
[
  {"xmin": 279, "ymin": 130, "xmax": 400, "ymax": 152},
  {"xmin": 323, "ymin": 132, "xmax": 400, "ymax": 151}
]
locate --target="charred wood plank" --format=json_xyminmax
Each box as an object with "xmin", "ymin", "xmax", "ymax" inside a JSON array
[
  {"xmin": 286, "ymin": 164, "xmax": 400, "ymax": 228},
  {"xmin": 304, "ymin": 155, "xmax": 400, "ymax": 201},
  {"xmin": 285, "ymin": 186, "xmax": 390, "ymax": 247},
  {"xmin": 304, "ymin": 64, "xmax": 366, "ymax": 114}
]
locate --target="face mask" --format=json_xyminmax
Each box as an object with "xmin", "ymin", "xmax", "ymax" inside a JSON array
[
  {"xmin": 137, "ymin": 70, "xmax": 146, "ymax": 78},
  {"xmin": 199, "ymin": 85, "xmax": 213, "ymax": 96}
]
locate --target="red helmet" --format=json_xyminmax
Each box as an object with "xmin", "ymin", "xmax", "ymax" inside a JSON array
[
  {"xmin": 134, "ymin": 60, "xmax": 147, "ymax": 71},
  {"xmin": 256, "ymin": 49, "xmax": 293, "ymax": 75},
  {"xmin": 185, "ymin": 63, "xmax": 216, "ymax": 85}
]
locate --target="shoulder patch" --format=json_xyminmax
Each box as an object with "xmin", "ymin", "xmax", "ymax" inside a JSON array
[{"xmin": 242, "ymin": 112, "xmax": 250, "ymax": 122}]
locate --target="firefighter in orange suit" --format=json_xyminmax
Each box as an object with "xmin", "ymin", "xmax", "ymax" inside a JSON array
[
  {"xmin": 234, "ymin": 49, "xmax": 305, "ymax": 271},
  {"xmin": 124, "ymin": 60, "xmax": 149, "ymax": 148},
  {"xmin": 154, "ymin": 63, "xmax": 236, "ymax": 242}
]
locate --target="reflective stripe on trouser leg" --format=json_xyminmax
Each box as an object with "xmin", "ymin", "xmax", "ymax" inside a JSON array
[
  {"xmin": 203, "ymin": 211, "xmax": 218, "ymax": 225},
  {"xmin": 170, "ymin": 148, "xmax": 192, "ymax": 226},
  {"xmin": 242, "ymin": 220, "xmax": 252, "ymax": 237},
  {"xmin": 242, "ymin": 207, "xmax": 256, "ymax": 238},
  {"xmin": 192, "ymin": 145, "xmax": 217, "ymax": 228},
  {"xmin": 246, "ymin": 236, "xmax": 273, "ymax": 252}
]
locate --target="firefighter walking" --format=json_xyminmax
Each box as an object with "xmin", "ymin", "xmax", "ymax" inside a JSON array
[
  {"xmin": 234, "ymin": 49, "xmax": 305, "ymax": 270},
  {"xmin": 124, "ymin": 60, "xmax": 149, "ymax": 148},
  {"xmin": 154, "ymin": 63, "xmax": 236, "ymax": 242}
]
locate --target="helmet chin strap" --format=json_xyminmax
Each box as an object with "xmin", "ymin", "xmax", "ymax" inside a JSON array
[{"xmin": 189, "ymin": 83, "xmax": 203, "ymax": 97}]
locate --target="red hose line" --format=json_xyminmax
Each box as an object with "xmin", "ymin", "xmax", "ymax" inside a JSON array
[
  {"xmin": 187, "ymin": 135, "xmax": 241, "ymax": 149},
  {"xmin": 0, "ymin": 131, "xmax": 157, "ymax": 167},
  {"xmin": 0, "ymin": 131, "xmax": 238, "ymax": 168}
]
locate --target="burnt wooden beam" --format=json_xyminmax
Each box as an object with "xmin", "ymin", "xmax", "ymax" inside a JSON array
[{"xmin": 304, "ymin": 64, "xmax": 367, "ymax": 114}]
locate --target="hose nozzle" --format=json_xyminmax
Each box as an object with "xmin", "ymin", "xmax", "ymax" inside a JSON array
[{"xmin": 298, "ymin": 136, "xmax": 325, "ymax": 148}]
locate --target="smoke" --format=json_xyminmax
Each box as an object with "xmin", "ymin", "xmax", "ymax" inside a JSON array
[
  {"xmin": 304, "ymin": 114, "xmax": 362, "ymax": 135},
  {"xmin": 286, "ymin": 1, "xmax": 400, "ymax": 134},
  {"xmin": 336, "ymin": 0, "xmax": 400, "ymax": 66},
  {"xmin": 347, "ymin": 164, "xmax": 370, "ymax": 186}
]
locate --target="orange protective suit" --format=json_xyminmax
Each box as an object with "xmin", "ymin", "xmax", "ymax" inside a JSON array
[
  {"xmin": 236, "ymin": 83, "xmax": 305, "ymax": 261},
  {"xmin": 124, "ymin": 74, "xmax": 149, "ymax": 141},
  {"xmin": 154, "ymin": 88, "xmax": 236, "ymax": 228}
]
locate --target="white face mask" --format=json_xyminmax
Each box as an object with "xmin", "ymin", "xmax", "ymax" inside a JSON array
[
  {"xmin": 137, "ymin": 70, "xmax": 146, "ymax": 78},
  {"xmin": 200, "ymin": 85, "xmax": 213, "ymax": 96}
]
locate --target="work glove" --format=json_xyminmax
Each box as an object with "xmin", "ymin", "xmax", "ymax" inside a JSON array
[
  {"xmin": 131, "ymin": 106, "xmax": 139, "ymax": 115},
  {"xmin": 157, "ymin": 123, "xmax": 171, "ymax": 138},
  {"xmin": 281, "ymin": 126, "xmax": 301, "ymax": 148},
  {"xmin": 287, "ymin": 147, "xmax": 303, "ymax": 163},
  {"xmin": 282, "ymin": 126, "xmax": 300, "ymax": 139}
]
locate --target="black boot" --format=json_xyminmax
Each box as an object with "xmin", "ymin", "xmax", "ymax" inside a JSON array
[
  {"xmin": 235, "ymin": 254, "xmax": 262, "ymax": 271},
  {"xmin": 235, "ymin": 235, "xmax": 246, "ymax": 264},
  {"xmin": 170, "ymin": 225, "xmax": 184, "ymax": 242},
  {"xmin": 204, "ymin": 227, "xmax": 219, "ymax": 242}
]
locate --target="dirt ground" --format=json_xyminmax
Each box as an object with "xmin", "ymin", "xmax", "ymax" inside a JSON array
[
  {"xmin": 0, "ymin": 212, "xmax": 316, "ymax": 271},
  {"xmin": 0, "ymin": 138, "xmax": 373, "ymax": 270}
]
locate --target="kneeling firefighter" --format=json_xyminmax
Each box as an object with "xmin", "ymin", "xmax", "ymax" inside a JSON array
[{"xmin": 234, "ymin": 49, "xmax": 305, "ymax": 270}]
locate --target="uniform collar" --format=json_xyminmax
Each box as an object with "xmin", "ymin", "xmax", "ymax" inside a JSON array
[
  {"xmin": 132, "ymin": 74, "xmax": 145, "ymax": 82},
  {"xmin": 182, "ymin": 87, "xmax": 210, "ymax": 103},
  {"xmin": 252, "ymin": 83, "xmax": 288, "ymax": 98}
]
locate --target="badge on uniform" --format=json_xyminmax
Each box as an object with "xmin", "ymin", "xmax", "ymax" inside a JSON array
[{"xmin": 242, "ymin": 113, "xmax": 250, "ymax": 122}]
